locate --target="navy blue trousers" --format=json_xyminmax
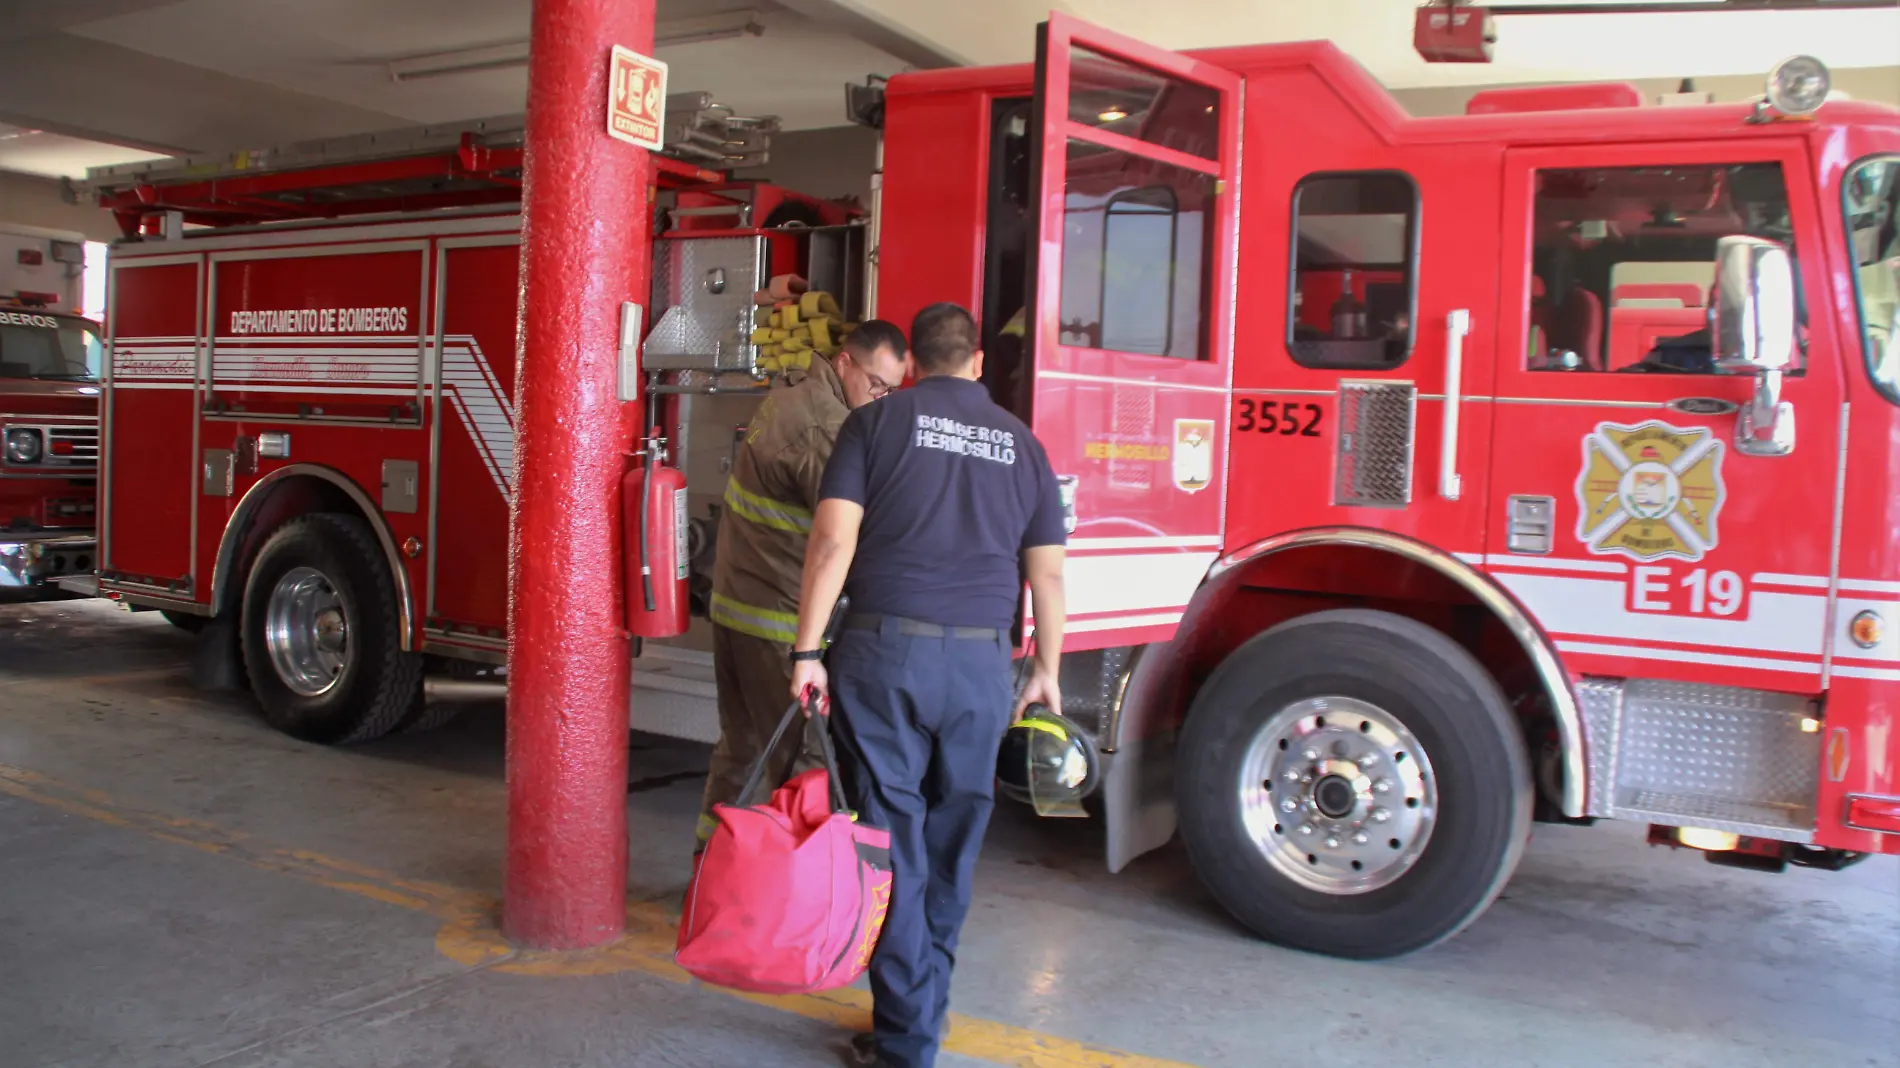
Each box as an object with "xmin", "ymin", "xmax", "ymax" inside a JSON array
[{"xmin": 827, "ymin": 618, "xmax": 1013, "ymax": 1068}]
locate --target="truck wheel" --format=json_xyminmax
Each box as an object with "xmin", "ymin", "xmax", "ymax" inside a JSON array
[
  {"xmin": 160, "ymin": 610, "xmax": 207, "ymax": 633},
  {"xmin": 1175, "ymin": 608, "xmax": 1532, "ymax": 959},
  {"xmin": 239, "ymin": 513, "xmax": 421, "ymax": 745}
]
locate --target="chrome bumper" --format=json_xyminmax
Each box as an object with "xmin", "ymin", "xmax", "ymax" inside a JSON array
[{"xmin": 0, "ymin": 532, "xmax": 97, "ymax": 589}]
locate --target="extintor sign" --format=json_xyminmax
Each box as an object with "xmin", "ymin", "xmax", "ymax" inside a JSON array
[{"xmin": 607, "ymin": 45, "xmax": 667, "ymax": 150}]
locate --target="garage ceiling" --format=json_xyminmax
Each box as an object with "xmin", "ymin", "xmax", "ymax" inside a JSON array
[{"xmin": 0, "ymin": 0, "xmax": 1894, "ymax": 180}]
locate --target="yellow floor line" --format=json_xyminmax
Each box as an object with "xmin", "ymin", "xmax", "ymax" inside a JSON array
[
  {"xmin": 0, "ymin": 761, "xmax": 1200, "ymax": 1068},
  {"xmin": 0, "ymin": 666, "xmax": 185, "ymax": 689}
]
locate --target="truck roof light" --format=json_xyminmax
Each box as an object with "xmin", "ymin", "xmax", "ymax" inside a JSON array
[{"xmin": 1766, "ymin": 55, "xmax": 1830, "ymax": 117}]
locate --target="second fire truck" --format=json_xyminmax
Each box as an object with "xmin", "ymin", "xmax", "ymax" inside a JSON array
[
  {"xmin": 1, "ymin": 225, "xmax": 100, "ymax": 589},
  {"xmin": 88, "ymin": 20, "xmax": 1900, "ymax": 959}
]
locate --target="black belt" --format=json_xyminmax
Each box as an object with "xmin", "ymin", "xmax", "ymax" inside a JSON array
[{"xmin": 844, "ymin": 613, "xmax": 1000, "ymax": 640}]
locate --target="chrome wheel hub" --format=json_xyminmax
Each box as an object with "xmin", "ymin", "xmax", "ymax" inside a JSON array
[
  {"xmin": 265, "ymin": 566, "xmax": 349, "ymax": 697},
  {"xmin": 1237, "ymin": 695, "xmax": 1437, "ymax": 895}
]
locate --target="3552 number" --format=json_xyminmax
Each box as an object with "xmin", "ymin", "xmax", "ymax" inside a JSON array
[{"xmin": 1236, "ymin": 399, "xmax": 1322, "ymax": 437}]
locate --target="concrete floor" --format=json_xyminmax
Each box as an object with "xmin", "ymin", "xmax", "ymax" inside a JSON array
[{"xmin": 2, "ymin": 594, "xmax": 1897, "ymax": 1068}]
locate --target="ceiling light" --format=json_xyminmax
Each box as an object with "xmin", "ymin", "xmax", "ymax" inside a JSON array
[
  {"xmin": 388, "ymin": 12, "xmax": 764, "ymax": 83},
  {"xmin": 1097, "ymin": 108, "xmax": 1128, "ymax": 123},
  {"xmin": 389, "ymin": 42, "xmax": 529, "ymax": 83},
  {"xmin": 655, "ymin": 12, "xmax": 766, "ymax": 48}
]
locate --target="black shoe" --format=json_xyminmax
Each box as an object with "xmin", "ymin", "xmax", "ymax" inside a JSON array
[{"xmin": 839, "ymin": 1032, "xmax": 880, "ymax": 1067}]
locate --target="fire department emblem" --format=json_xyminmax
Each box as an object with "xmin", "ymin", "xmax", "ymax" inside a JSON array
[
  {"xmin": 1575, "ymin": 420, "xmax": 1726, "ymax": 562},
  {"xmin": 1172, "ymin": 419, "xmax": 1214, "ymax": 493}
]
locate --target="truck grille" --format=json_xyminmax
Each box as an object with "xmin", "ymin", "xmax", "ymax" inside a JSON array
[
  {"xmin": 1334, "ymin": 382, "xmax": 1415, "ymax": 508},
  {"xmin": 47, "ymin": 425, "xmax": 98, "ymax": 465}
]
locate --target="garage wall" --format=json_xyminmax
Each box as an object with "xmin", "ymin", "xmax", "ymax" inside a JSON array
[
  {"xmin": 1394, "ymin": 65, "xmax": 1900, "ymax": 116},
  {"xmin": 0, "ymin": 171, "xmax": 119, "ymax": 242},
  {"xmin": 735, "ymin": 125, "xmax": 879, "ymax": 205},
  {"xmin": 743, "ymin": 66, "xmax": 1898, "ymax": 201},
  {"xmin": 13, "ymin": 62, "xmax": 1890, "ymax": 241}
]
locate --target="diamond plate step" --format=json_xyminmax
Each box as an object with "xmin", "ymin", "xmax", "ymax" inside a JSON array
[{"xmin": 1578, "ymin": 678, "xmax": 1821, "ymax": 842}]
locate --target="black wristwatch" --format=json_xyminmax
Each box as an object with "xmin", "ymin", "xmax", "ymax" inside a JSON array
[{"xmin": 789, "ymin": 648, "xmax": 824, "ymax": 663}]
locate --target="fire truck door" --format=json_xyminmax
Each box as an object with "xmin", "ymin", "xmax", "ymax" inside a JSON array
[
  {"xmin": 1025, "ymin": 13, "xmax": 1241, "ymax": 652},
  {"xmin": 102, "ymin": 256, "xmax": 202, "ymax": 592},
  {"xmin": 1487, "ymin": 141, "xmax": 1845, "ymax": 693}
]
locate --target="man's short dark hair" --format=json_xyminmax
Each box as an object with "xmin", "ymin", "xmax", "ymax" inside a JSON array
[
  {"xmin": 842, "ymin": 319, "xmax": 907, "ymax": 362},
  {"xmin": 909, "ymin": 302, "xmax": 979, "ymax": 375}
]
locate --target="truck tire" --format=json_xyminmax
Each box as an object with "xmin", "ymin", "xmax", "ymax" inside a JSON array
[
  {"xmin": 1175, "ymin": 608, "xmax": 1532, "ymax": 959},
  {"xmin": 239, "ymin": 513, "xmax": 421, "ymax": 745},
  {"xmin": 160, "ymin": 609, "xmax": 207, "ymax": 633},
  {"xmin": 397, "ymin": 695, "xmax": 463, "ymax": 734}
]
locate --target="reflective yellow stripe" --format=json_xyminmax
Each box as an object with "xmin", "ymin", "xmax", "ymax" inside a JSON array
[
  {"xmin": 710, "ymin": 592, "xmax": 798, "ymax": 644},
  {"xmin": 723, "ymin": 477, "xmax": 812, "ymax": 534}
]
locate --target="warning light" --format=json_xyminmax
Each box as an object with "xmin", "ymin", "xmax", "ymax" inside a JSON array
[
  {"xmin": 1676, "ymin": 827, "xmax": 1739, "ymax": 852},
  {"xmin": 1850, "ymin": 610, "xmax": 1883, "ymax": 650}
]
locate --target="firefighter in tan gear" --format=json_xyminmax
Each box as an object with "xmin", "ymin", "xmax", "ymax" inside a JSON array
[{"xmin": 697, "ymin": 320, "xmax": 911, "ymax": 846}]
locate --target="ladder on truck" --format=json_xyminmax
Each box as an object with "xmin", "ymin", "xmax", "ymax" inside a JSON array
[{"xmin": 80, "ymin": 93, "xmax": 779, "ymax": 238}]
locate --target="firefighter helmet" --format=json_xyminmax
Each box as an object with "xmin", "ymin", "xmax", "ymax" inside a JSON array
[{"xmin": 995, "ymin": 705, "xmax": 1100, "ymax": 817}]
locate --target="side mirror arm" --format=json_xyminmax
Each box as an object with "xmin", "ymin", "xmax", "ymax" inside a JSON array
[{"xmin": 1736, "ymin": 366, "xmax": 1794, "ymax": 457}]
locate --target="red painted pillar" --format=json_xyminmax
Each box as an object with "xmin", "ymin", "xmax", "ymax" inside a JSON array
[{"xmin": 504, "ymin": 0, "xmax": 653, "ymax": 949}]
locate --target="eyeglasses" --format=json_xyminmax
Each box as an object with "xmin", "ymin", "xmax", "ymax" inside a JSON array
[{"xmin": 845, "ymin": 353, "xmax": 897, "ymax": 397}]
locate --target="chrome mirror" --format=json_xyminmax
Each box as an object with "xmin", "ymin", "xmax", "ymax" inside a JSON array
[{"xmin": 1712, "ymin": 235, "xmax": 1796, "ymax": 456}]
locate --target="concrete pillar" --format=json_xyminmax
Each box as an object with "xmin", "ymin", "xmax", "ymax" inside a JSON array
[{"xmin": 504, "ymin": 0, "xmax": 653, "ymax": 950}]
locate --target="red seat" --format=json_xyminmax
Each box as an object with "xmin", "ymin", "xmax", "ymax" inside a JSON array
[
  {"xmin": 1608, "ymin": 283, "xmax": 1707, "ymax": 369},
  {"xmin": 1532, "ymin": 278, "xmax": 1604, "ymax": 370},
  {"xmin": 1611, "ymin": 282, "xmax": 1706, "ymax": 308}
]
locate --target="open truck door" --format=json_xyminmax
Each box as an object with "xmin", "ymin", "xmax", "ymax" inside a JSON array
[{"xmin": 1025, "ymin": 13, "xmax": 1242, "ymax": 651}]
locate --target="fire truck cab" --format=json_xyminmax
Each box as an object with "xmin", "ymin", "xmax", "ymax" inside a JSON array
[
  {"xmin": 867, "ymin": 16, "xmax": 1900, "ymax": 958},
  {"xmin": 0, "ymin": 226, "xmax": 101, "ymax": 589}
]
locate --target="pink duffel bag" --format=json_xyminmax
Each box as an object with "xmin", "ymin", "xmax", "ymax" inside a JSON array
[{"xmin": 676, "ymin": 697, "xmax": 893, "ymax": 994}]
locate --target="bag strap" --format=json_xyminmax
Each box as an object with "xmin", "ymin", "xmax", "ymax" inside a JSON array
[
  {"xmin": 809, "ymin": 704, "xmax": 851, "ymax": 815},
  {"xmin": 729, "ymin": 692, "xmax": 855, "ymax": 815},
  {"xmin": 733, "ymin": 698, "xmax": 805, "ymax": 809},
  {"xmin": 730, "ymin": 601, "xmax": 854, "ymax": 812}
]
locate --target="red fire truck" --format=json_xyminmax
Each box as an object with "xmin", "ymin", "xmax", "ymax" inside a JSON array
[
  {"xmin": 862, "ymin": 18, "xmax": 1900, "ymax": 958},
  {"xmin": 1, "ymin": 226, "xmax": 101, "ymax": 589},
  {"xmin": 89, "ymin": 17, "xmax": 1900, "ymax": 959},
  {"xmin": 83, "ymin": 104, "xmax": 853, "ymax": 740}
]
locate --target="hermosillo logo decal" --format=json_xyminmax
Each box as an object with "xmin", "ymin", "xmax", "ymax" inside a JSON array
[
  {"xmin": 1172, "ymin": 419, "xmax": 1214, "ymax": 493},
  {"xmin": 1575, "ymin": 420, "xmax": 1725, "ymax": 563}
]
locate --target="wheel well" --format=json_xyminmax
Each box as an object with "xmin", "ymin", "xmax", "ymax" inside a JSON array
[
  {"xmin": 210, "ymin": 467, "xmax": 414, "ymax": 649},
  {"xmin": 1115, "ymin": 533, "xmax": 1581, "ymax": 819}
]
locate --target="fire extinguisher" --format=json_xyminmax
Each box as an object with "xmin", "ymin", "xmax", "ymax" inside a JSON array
[{"xmin": 624, "ymin": 427, "xmax": 689, "ymax": 638}]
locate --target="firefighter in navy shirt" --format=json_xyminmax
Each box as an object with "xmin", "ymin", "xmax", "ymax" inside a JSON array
[{"xmin": 789, "ymin": 303, "xmax": 1067, "ymax": 1068}]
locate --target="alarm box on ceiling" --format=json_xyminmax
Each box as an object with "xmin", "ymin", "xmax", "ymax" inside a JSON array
[{"xmin": 1415, "ymin": 4, "xmax": 1496, "ymax": 63}]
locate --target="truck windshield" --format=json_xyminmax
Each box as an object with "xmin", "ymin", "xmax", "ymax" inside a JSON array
[
  {"xmin": 1846, "ymin": 155, "xmax": 1900, "ymax": 401},
  {"xmin": 0, "ymin": 315, "xmax": 101, "ymax": 381}
]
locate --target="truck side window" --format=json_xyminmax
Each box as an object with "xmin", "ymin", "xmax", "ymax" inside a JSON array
[
  {"xmin": 1845, "ymin": 155, "xmax": 1900, "ymax": 401},
  {"xmin": 1528, "ymin": 162, "xmax": 1802, "ymax": 375},
  {"xmin": 1056, "ymin": 143, "xmax": 1212, "ymax": 360},
  {"xmin": 1287, "ymin": 172, "xmax": 1418, "ymax": 370}
]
